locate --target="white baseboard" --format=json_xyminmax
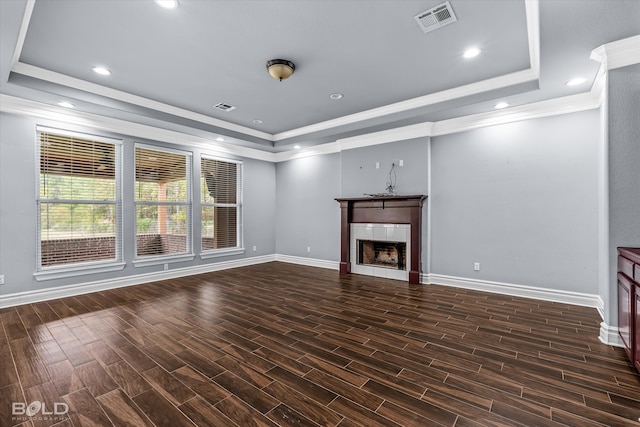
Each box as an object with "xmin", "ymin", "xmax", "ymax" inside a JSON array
[
  {"xmin": 274, "ymin": 254, "xmax": 339, "ymax": 270},
  {"xmin": 0, "ymin": 255, "xmax": 275, "ymax": 308},
  {"xmin": 599, "ymin": 322, "xmax": 624, "ymax": 347},
  {"xmin": 422, "ymin": 273, "xmax": 603, "ymax": 309},
  {"xmin": 0, "ymin": 256, "xmax": 609, "ymax": 334}
]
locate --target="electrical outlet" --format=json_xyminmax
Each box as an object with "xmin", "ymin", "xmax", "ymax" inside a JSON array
[
  {"xmin": 252, "ymin": 245, "xmax": 257, "ymax": 252},
  {"xmin": 473, "ymin": 262, "xmax": 480, "ymax": 271},
  {"xmin": 307, "ymin": 246, "xmax": 311, "ymax": 253},
  {"xmin": 0, "ymin": 275, "xmax": 4, "ymax": 285},
  {"xmin": 399, "ymin": 159, "xmax": 404, "ymax": 167},
  {"xmin": 375, "ymin": 162, "xmax": 380, "ymax": 169},
  {"xmin": 163, "ymin": 263, "xmax": 169, "ymax": 271}
]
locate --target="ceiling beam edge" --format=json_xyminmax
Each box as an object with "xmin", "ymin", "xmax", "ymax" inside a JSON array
[{"xmin": 10, "ymin": 0, "xmax": 34, "ymax": 70}]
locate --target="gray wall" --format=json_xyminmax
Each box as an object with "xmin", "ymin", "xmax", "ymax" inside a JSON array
[
  {"xmin": 275, "ymin": 153, "xmax": 341, "ymax": 261},
  {"xmin": 340, "ymin": 138, "xmax": 429, "ymax": 198},
  {"xmin": 607, "ymin": 64, "xmax": 640, "ymax": 325},
  {"xmin": 275, "ymin": 138, "xmax": 430, "ymax": 268},
  {"xmin": 0, "ymin": 103, "xmax": 615, "ymax": 308},
  {"xmin": 430, "ymin": 110, "xmax": 600, "ymax": 293},
  {"xmin": 0, "ymin": 112, "xmax": 276, "ymax": 296}
]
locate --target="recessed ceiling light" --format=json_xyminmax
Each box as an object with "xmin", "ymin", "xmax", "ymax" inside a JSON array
[
  {"xmin": 293, "ymin": 145, "xmax": 301, "ymax": 149},
  {"xmin": 463, "ymin": 47, "xmax": 481, "ymax": 58},
  {"xmin": 215, "ymin": 137, "xmax": 225, "ymax": 142},
  {"xmin": 252, "ymin": 119, "xmax": 263, "ymax": 124},
  {"xmin": 92, "ymin": 66, "xmax": 111, "ymax": 76},
  {"xmin": 566, "ymin": 77, "xmax": 587, "ymax": 86},
  {"xmin": 57, "ymin": 101, "xmax": 75, "ymax": 108},
  {"xmin": 154, "ymin": 0, "xmax": 179, "ymax": 9},
  {"xmin": 494, "ymin": 101, "xmax": 509, "ymax": 109},
  {"xmin": 329, "ymin": 93, "xmax": 343, "ymax": 100}
]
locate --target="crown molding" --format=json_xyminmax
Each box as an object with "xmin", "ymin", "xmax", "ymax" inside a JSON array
[
  {"xmin": 431, "ymin": 90, "xmax": 600, "ymax": 136},
  {"xmin": 273, "ymin": 1, "xmax": 541, "ymax": 142},
  {"xmin": 2, "ymin": 81, "xmax": 601, "ymax": 165},
  {"xmin": 339, "ymin": 122, "xmax": 434, "ymax": 151},
  {"xmin": 11, "ymin": 0, "xmax": 541, "ymax": 145},
  {"xmin": 272, "ymin": 68, "xmax": 538, "ymax": 142},
  {"xmin": 277, "ymin": 88, "xmax": 600, "ymax": 163},
  {"xmin": 273, "ymin": 142, "xmax": 341, "ymax": 163},
  {"xmin": 9, "ymin": 2, "xmax": 271, "ymax": 141},
  {"xmin": 0, "ymin": 94, "xmax": 277, "ymax": 162},
  {"xmin": 6, "ymin": 1, "xmax": 615, "ymax": 158},
  {"xmin": 525, "ymin": 0, "xmax": 540, "ymax": 75},
  {"xmin": 10, "ymin": 62, "xmax": 273, "ymax": 141},
  {"xmin": 273, "ymin": 122, "xmax": 436, "ymax": 162},
  {"xmin": 10, "ymin": 0, "xmax": 34, "ymax": 69},
  {"xmin": 590, "ymin": 34, "xmax": 640, "ymax": 70}
]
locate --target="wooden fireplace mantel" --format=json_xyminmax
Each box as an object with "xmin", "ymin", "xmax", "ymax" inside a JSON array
[{"xmin": 335, "ymin": 195, "xmax": 427, "ymax": 284}]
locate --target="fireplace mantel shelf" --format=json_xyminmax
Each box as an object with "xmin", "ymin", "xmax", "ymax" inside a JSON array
[
  {"xmin": 335, "ymin": 194, "xmax": 427, "ymax": 202},
  {"xmin": 335, "ymin": 194, "xmax": 427, "ymax": 284}
]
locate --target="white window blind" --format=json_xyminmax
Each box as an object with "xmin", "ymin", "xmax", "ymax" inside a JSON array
[
  {"xmin": 135, "ymin": 145, "xmax": 192, "ymax": 258},
  {"xmin": 201, "ymin": 156, "xmax": 242, "ymax": 251},
  {"xmin": 37, "ymin": 128, "xmax": 122, "ymax": 270}
]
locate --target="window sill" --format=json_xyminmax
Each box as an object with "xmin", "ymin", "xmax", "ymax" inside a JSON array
[
  {"xmin": 34, "ymin": 262, "xmax": 126, "ymax": 281},
  {"xmin": 132, "ymin": 253, "xmax": 196, "ymax": 268},
  {"xmin": 200, "ymin": 248, "xmax": 245, "ymax": 259}
]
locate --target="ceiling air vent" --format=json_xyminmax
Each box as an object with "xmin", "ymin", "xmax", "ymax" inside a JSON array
[
  {"xmin": 213, "ymin": 102, "xmax": 237, "ymax": 112},
  {"xmin": 414, "ymin": 1, "xmax": 457, "ymax": 33}
]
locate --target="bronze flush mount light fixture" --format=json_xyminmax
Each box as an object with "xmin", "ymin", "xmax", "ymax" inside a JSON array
[{"xmin": 266, "ymin": 59, "xmax": 295, "ymax": 81}]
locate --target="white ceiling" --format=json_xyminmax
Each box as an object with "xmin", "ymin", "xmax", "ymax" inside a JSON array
[{"xmin": 1, "ymin": 0, "xmax": 639, "ymax": 152}]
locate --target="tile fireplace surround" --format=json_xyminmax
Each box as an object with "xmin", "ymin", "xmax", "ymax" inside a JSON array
[
  {"xmin": 335, "ymin": 195, "xmax": 427, "ymax": 284},
  {"xmin": 351, "ymin": 223, "xmax": 411, "ymax": 281}
]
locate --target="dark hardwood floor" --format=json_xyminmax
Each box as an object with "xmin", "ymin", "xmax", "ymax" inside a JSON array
[{"xmin": 1, "ymin": 262, "xmax": 639, "ymax": 426}]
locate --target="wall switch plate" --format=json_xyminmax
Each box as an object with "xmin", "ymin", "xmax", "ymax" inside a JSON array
[
  {"xmin": 375, "ymin": 162, "xmax": 380, "ymax": 169},
  {"xmin": 473, "ymin": 262, "xmax": 480, "ymax": 271},
  {"xmin": 0, "ymin": 275, "xmax": 4, "ymax": 285},
  {"xmin": 399, "ymin": 159, "xmax": 404, "ymax": 167},
  {"xmin": 307, "ymin": 246, "xmax": 311, "ymax": 253}
]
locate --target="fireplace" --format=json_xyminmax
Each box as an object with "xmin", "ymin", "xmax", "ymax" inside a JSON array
[
  {"xmin": 336, "ymin": 195, "xmax": 427, "ymax": 284},
  {"xmin": 358, "ymin": 240, "xmax": 406, "ymax": 270},
  {"xmin": 350, "ymin": 223, "xmax": 410, "ymax": 281}
]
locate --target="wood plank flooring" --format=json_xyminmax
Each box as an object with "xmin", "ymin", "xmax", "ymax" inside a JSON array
[{"xmin": 1, "ymin": 262, "xmax": 639, "ymax": 426}]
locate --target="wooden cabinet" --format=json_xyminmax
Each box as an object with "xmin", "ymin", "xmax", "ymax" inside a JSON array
[
  {"xmin": 617, "ymin": 247, "xmax": 640, "ymax": 372},
  {"xmin": 635, "ymin": 288, "xmax": 640, "ymax": 371},
  {"xmin": 618, "ymin": 272, "xmax": 633, "ymax": 359}
]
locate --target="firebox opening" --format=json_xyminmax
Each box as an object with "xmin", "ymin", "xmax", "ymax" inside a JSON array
[{"xmin": 357, "ymin": 240, "xmax": 406, "ymax": 270}]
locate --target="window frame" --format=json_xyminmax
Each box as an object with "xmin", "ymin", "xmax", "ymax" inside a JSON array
[
  {"xmin": 133, "ymin": 143, "xmax": 194, "ymax": 267},
  {"xmin": 200, "ymin": 154, "xmax": 244, "ymax": 259},
  {"xmin": 34, "ymin": 126, "xmax": 125, "ymax": 281}
]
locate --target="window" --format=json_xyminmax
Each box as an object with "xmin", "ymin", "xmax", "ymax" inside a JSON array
[
  {"xmin": 36, "ymin": 127, "xmax": 122, "ymax": 272},
  {"xmin": 135, "ymin": 145, "xmax": 192, "ymax": 260},
  {"xmin": 201, "ymin": 156, "xmax": 242, "ymax": 254}
]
